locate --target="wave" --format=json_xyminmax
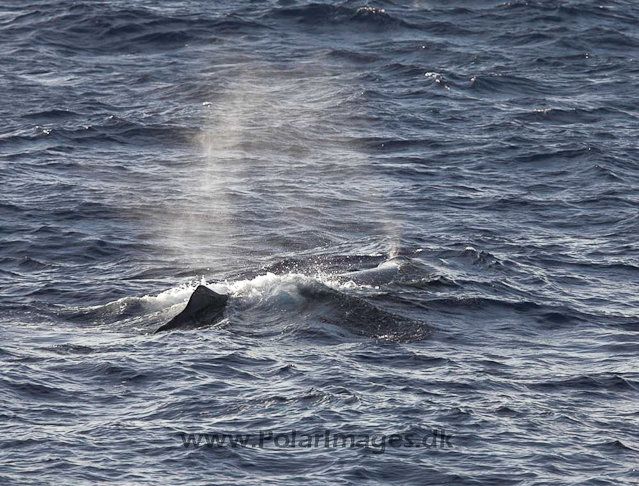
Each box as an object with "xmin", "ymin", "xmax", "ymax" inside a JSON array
[
  {"xmin": 469, "ymin": 73, "xmax": 560, "ymax": 96},
  {"xmin": 0, "ymin": 116, "xmax": 196, "ymax": 148},
  {"xmin": 269, "ymin": 4, "xmax": 414, "ymax": 31},
  {"xmin": 514, "ymin": 107, "xmax": 637, "ymax": 125},
  {"xmin": 527, "ymin": 373, "xmax": 639, "ymax": 393},
  {"xmin": 22, "ymin": 109, "xmax": 82, "ymax": 120},
  {"xmin": 4, "ymin": 5, "xmax": 264, "ymax": 54}
]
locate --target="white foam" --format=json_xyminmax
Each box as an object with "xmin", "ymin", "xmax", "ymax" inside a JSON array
[
  {"xmin": 139, "ymin": 280, "xmax": 202, "ymax": 309},
  {"xmin": 94, "ymin": 262, "xmax": 396, "ymax": 316}
]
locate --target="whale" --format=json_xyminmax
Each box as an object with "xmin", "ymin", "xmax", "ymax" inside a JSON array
[
  {"xmin": 154, "ymin": 281, "xmax": 428, "ymax": 341},
  {"xmin": 296, "ymin": 281, "xmax": 430, "ymax": 341},
  {"xmin": 153, "ymin": 257, "xmax": 429, "ymax": 340},
  {"xmin": 154, "ymin": 285, "xmax": 228, "ymax": 333}
]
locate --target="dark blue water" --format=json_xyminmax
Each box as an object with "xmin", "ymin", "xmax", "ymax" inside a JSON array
[{"xmin": 2, "ymin": 0, "xmax": 639, "ymax": 483}]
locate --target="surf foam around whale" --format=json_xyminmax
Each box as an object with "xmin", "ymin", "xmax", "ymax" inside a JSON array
[
  {"xmin": 64, "ymin": 257, "xmax": 430, "ymax": 342},
  {"xmin": 153, "ymin": 270, "xmax": 431, "ymax": 342},
  {"xmin": 191, "ymin": 258, "xmax": 427, "ymax": 340}
]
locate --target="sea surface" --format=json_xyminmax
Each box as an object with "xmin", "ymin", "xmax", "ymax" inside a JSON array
[{"xmin": 1, "ymin": 0, "xmax": 639, "ymax": 484}]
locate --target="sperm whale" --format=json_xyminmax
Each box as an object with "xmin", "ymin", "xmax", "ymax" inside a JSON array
[{"xmin": 154, "ymin": 257, "xmax": 428, "ymax": 340}]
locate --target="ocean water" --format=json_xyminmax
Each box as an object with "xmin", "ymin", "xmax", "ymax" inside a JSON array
[{"xmin": 1, "ymin": 0, "xmax": 639, "ymax": 484}]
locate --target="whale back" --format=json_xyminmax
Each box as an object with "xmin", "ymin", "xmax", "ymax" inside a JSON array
[{"xmin": 154, "ymin": 285, "xmax": 228, "ymax": 333}]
